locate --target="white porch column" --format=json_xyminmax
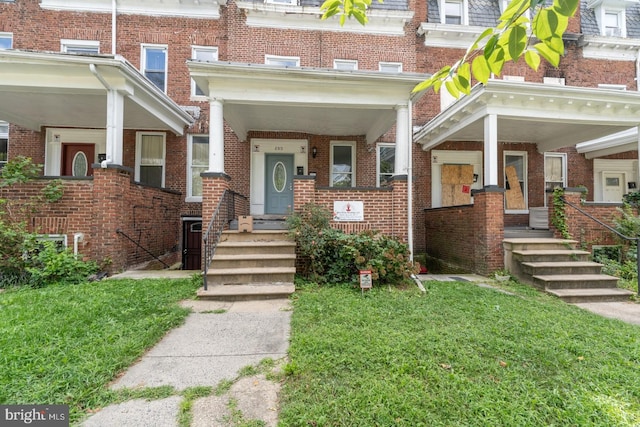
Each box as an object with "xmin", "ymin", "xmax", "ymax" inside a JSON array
[
  {"xmin": 105, "ymin": 89, "xmax": 124, "ymax": 165},
  {"xmin": 209, "ymin": 98, "xmax": 225, "ymax": 173},
  {"xmin": 394, "ymin": 103, "xmax": 410, "ymax": 175},
  {"xmin": 484, "ymin": 114, "xmax": 499, "ymax": 186}
]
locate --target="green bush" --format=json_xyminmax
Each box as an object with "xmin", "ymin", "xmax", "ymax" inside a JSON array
[
  {"xmin": 287, "ymin": 203, "xmax": 419, "ymax": 286},
  {"xmin": 24, "ymin": 241, "xmax": 99, "ymax": 288}
]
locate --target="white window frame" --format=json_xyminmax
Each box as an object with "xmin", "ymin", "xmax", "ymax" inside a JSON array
[
  {"xmin": 0, "ymin": 32, "xmax": 12, "ymax": 49},
  {"xmin": 265, "ymin": 55, "xmax": 300, "ymax": 67},
  {"xmin": 141, "ymin": 44, "xmax": 168, "ymax": 92},
  {"xmin": 543, "ymin": 152, "xmax": 567, "ymax": 206},
  {"xmin": 191, "ymin": 46, "xmax": 218, "ymax": 97},
  {"xmin": 187, "ymin": 134, "xmax": 209, "ymax": 202},
  {"xmin": 0, "ymin": 121, "xmax": 8, "ymax": 169},
  {"xmin": 135, "ymin": 132, "xmax": 166, "ymax": 188},
  {"xmin": 37, "ymin": 234, "xmax": 68, "ymax": 250},
  {"xmin": 598, "ymin": 83, "xmax": 627, "ymax": 90},
  {"xmin": 440, "ymin": 0, "xmax": 468, "ymax": 25},
  {"xmin": 504, "ymin": 150, "xmax": 528, "ymax": 213},
  {"xmin": 376, "ymin": 143, "xmax": 395, "ymax": 187},
  {"xmin": 543, "ymin": 77, "xmax": 566, "ymax": 85},
  {"xmin": 334, "ymin": 59, "xmax": 358, "ymax": 70},
  {"xmin": 265, "ymin": 0, "xmax": 297, "ymax": 4},
  {"xmin": 61, "ymin": 39, "xmax": 100, "ymax": 54},
  {"xmin": 604, "ymin": 10, "xmax": 624, "ymax": 37},
  {"xmin": 379, "ymin": 62, "xmax": 403, "ymax": 73},
  {"xmin": 330, "ymin": 141, "xmax": 356, "ymax": 187}
]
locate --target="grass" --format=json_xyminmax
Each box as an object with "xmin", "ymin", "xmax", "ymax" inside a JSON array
[
  {"xmin": 279, "ymin": 280, "xmax": 640, "ymax": 426},
  {"xmin": 0, "ymin": 277, "xmax": 199, "ymax": 424}
]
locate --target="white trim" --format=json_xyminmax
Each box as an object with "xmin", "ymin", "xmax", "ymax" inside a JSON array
[
  {"xmin": 593, "ymin": 159, "xmax": 636, "ymax": 201},
  {"xmin": 504, "ymin": 150, "xmax": 528, "ymax": 213},
  {"xmin": 135, "ymin": 131, "xmax": 166, "ymax": 187},
  {"xmin": 440, "ymin": 0, "xmax": 468, "ymax": 25},
  {"xmin": 582, "ymin": 35, "xmax": 640, "ymax": 60},
  {"xmin": 236, "ymin": 1, "xmax": 413, "ymax": 36},
  {"xmin": 376, "ymin": 143, "xmax": 395, "ymax": 187},
  {"xmin": 430, "ymin": 150, "xmax": 483, "ymax": 208},
  {"xmin": 543, "ymin": 152, "xmax": 567, "ymax": 206},
  {"xmin": 598, "ymin": 83, "xmax": 627, "ymax": 90},
  {"xmin": 418, "ymin": 22, "xmax": 488, "ymax": 49},
  {"xmin": 39, "ymin": 0, "xmax": 226, "ymax": 19},
  {"xmin": 141, "ymin": 43, "xmax": 168, "ymax": 92},
  {"xmin": 330, "ymin": 141, "xmax": 356, "ymax": 187},
  {"xmin": 0, "ymin": 32, "xmax": 13, "ymax": 49},
  {"xmin": 37, "ymin": 234, "xmax": 68, "ymax": 249},
  {"xmin": 334, "ymin": 59, "xmax": 358, "ymax": 70},
  {"xmin": 265, "ymin": 55, "xmax": 300, "ymax": 67},
  {"xmin": 44, "ymin": 128, "xmax": 106, "ymax": 176},
  {"xmin": 186, "ymin": 134, "xmax": 209, "ymax": 202},
  {"xmin": 379, "ymin": 61, "xmax": 403, "ymax": 73},
  {"xmin": 60, "ymin": 39, "xmax": 100, "ymax": 54},
  {"xmin": 191, "ymin": 46, "xmax": 218, "ymax": 98}
]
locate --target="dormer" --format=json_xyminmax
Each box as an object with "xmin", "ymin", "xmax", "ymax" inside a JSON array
[
  {"xmin": 440, "ymin": 0, "xmax": 469, "ymax": 25},
  {"xmin": 587, "ymin": 0, "xmax": 639, "ymax": 37}
]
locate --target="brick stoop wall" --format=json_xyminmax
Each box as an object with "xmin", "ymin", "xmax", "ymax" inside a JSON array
[{"xmin": 424, "ymin": 187, "xmax": 505, "ymax": 276}]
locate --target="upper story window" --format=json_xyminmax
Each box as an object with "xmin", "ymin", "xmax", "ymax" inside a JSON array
[
  {"xmin": 135, "ymin": 132, "xmax": 166, "ymax": 188},
  {"xmin": 0, "ymin": 32, "xmax": 13, "ymax": 49},
  {"xmin": 440, "ymin": 0, "xmax": 468, "ymax": 25},
  {"xmin": 604, "ymin": 11, "xmax": 623, "ymax": 36},
  {"xmin": 379, "ymin": 62, "xmax": 403, "ymax": 73},
  {"xmin": 191, "ymin": 46, "xmax": 218, "ymax": 96},
  {"xmin": 587, "ymin": 0, "xmax": 634, "ymax": 38},
  {"xmin": 0, "ymin": 122, "xmax": 8, "ymax": 170},
  {"xmin": 61, "ymin": 39, "xmax": 100, "ymax": 54},
  {"xmin": 598, "ymin": 83, "xmax": 627, "ymax": 90},
  {"xmin": 265, "ymin": 0, "xmax": 298, "ymax": 4},
  {"xmin": 142, "ymin": 44, "xmax": 168, "ymax": 92},
  {"xmin": 265, "ymin": 55, "xmax": 300, "ymax": 67},
  {"xmin": 334, "ymin": 59, "xmax": 358, "ymax": 71}
]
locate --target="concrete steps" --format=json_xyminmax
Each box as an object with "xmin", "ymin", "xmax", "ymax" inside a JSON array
[
  {"xmin": 198, "ymin": 230, "xmax": 296, "ymax": 301},
  {"xmin": 504, "ymin": 238, "xmax": 634, "ymax": 303}
]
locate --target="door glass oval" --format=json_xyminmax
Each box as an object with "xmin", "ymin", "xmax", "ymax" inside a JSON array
[
  {"xmin": 72, "ymin": 152, "xmax": 88, "ymax": 177},
  {"xmin": 273, "ymin": 161, "xmax": 286, "ymax": 193}
]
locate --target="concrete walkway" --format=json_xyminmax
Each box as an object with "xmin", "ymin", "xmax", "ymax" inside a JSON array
[{"xmin": 81, "ymin": 298, "xmax": 292, "ymax": 427}]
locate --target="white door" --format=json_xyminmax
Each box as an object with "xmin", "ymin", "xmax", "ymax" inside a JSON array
[{"xmin": 602, "ymin": 172, "xmax": 625, "ymax": 202}]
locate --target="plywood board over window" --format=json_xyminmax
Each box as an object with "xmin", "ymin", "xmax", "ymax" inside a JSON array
[
  {"xmin": 441, "ymin": 164, "xmax": 474, "ymax": 206},
  {"xmin": 505, "ymin": 165, "xmax": 525, "ymax": 209}
]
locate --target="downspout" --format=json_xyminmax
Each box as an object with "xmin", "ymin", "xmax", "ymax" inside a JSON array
[
  {"xmin": 89, "ymin": 63, "xmax": 114, "ymax": 167},
  {"xmin": 112, "ymin": 0, "xmax": 117, "ymax": 55},
  {"xmin": 406, "ymin": 99, "xmax": 426, "ymax": 293}
]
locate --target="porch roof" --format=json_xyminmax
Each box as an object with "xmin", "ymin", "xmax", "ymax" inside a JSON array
[
  {"xmin": 414, "ymin": 80, "xmax": 640, "ymax": 153},
  {"xmin": 576, "ymin": 128, "xmax": 639, "ymax": 159},
  {"xmin": 0, "ymin": 50, "xmax": 193, "ymax": 135},
  {"xmin": 188, "ymin": 60, "xmax": 428, "ymax": 143}
]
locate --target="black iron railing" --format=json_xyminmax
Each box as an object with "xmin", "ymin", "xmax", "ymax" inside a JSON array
[
  {"xmin": 202, "ymin": 190, "xmax": 248, "ymax": 290},
  {"xmin": 560, "ymin": 196, "xmax": 639, "ymax": 295},
  {"xmin": 116, "ymin": 228, "xmax": 170, "ymax": 269}
]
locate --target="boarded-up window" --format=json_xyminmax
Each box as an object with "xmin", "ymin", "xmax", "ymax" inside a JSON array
[{"xmin": 441, "ymin": 164, "xmax": 474, "ymax": 206}]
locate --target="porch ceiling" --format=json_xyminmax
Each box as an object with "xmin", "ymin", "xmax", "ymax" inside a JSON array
[
  {"xmin": 0, "ymin": 50, "xmax": 193, "ymax": 135},
  {"xmin": 415, "ymin": 80, "xmax": 640, "ymax": 153},
  {"xmin": 188, "ymin": 61, "xmax": 429, "ymax": 143}
]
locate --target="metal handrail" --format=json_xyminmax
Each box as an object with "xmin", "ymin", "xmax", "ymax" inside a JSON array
[
  {"xmin": 202, "ymin": 190, "xmax": 248, "ymax": 289},
  {"xmin": 116, "ymin": 228, "xmax": 170, "ymax": 269},
  {"xmin": 560, "ymin": 196, "xmax": 639, "ymax": 295}
]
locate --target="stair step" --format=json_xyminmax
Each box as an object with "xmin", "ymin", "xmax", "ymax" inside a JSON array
[
  {"xmin": 207, "ymin": 266, "xmax": 296, "ymax": 285},
  {"xmin": 197, "ymin": 283, "xmax": 295, "ymax": 301},
  {"xmin": 504, "ymin": 238, "xmax": 578, "ymax": 251},
  {"xmin": 532, "ymin": 274, "xmax": 619, "ymax": 289},
  {"xmin": 521, "ymin": 261, "xmax": 603, "ymax": 275},
  {"xmin": 211, "ymin": 254, "xmax": 296, "ymax": 269},
  {"xmin": 215, "ymin": 241, "xmax": 296, "ymax": 256},
  {"xmin": 546, "ymin": 288, "xmax": 634, "ymax": 303},
  {"xmin": 513, "ymin": 249, "xmax": 591, "ymax": 262}
]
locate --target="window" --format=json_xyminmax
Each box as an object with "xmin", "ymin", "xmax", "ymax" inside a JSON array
[
  {"xmin": 0, "ymin": 122, "xmax": 7, "ymax": 170},
  {"xmin": 377, "ymin": 143, "xmax": 395, "ymax": 187},
  {"xmin": 598, "ymin": 83, "xmax": 627, "ymax": 90},
  {"xmin": 0, "ymin": 32, "xmax": 12, "ymax": 49},
  {"xmin": 444, "ymin": 0, "xmax": 463, "ymax": 24},
  {"xmin": 604, "ymin": 11, "xmax": 622, "ymax": 36},
  {"xmin": 379, "ymin": 62, "xmax": 403, "ymax": 73},
  {"xmin": 265, "ymin": 0, "xmax": 297, "ymax": 4},
  {"xmin": 135, "ymin": 132, "xmax": 165, "ymax": 187},
  {"xmin": 142, "ymin": 45, "xmax": 168, "ymax": 92},
  {"xmin": 334, "ymin": 59, "xmax": 358, "ymax": 71},
  {"xmin": 61, "ymin": 39, "xmax": 99, "ymax": 54},
  {"xmin": 504, "ymin": 151, "xmax": 528, "ymax": 211},
  {"xmin": 330, "ymin": 142, "xmax": 356, "ymax": 187},
  {"xmin": 544, "ymin": 153, "xmax": 566, "ymax": 206},
  {"xmin": 265, "ymin": 55, "xmax": 300, "ymax": 67},
  {"xmin": 191, "ymin": 46, "xmax": 218, "ymax": 96},
  {"xmin": 187, "ymin": 135, "xmax": 209, "ymax": 200}
]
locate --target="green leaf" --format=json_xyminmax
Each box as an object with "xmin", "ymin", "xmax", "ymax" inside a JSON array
[
  {"xmin": 484, "ymin": 35, "xmax": 499, "ymax": 59},
  {"xmin": 524, "ymin": 50, "xmax": 541, "ymax": 71},
  {"xmin": 533, "ymin": 8, "xmax": 554, "ymax": 40},
  {"xmin": 472, "ymin": 56, "xmax": 491, "ymax": 84},
  {"xmin": 553, "ymin": 0, "xmax": 579, "ymax": 17},
  {"xmin": 534, "ymin": 42, "xmax": 560, "ymax": 66},
  {"xmin": 340, "ymin": 14, "xmax": 346, "ymax": 25},
  {"xmin": 445, "ymin": 79, "xmax": 461, "ymax": 98},
  {"xmin": 545, "ymin": 34, "xmax": 565, "ymax": 55},
  {"xmin": 488, "ymin": 46, "xmax": 506, "ymax": 76},
  {"xmin": 499, "ymin": 0, "xmax": 528, "ymax": 24},
  {"xmin": 468, "ymin": 28, "xmax": 495, "ymax": 55},
  {"xmin": 352, "ymin": 9, "xmax": 368, "ymax": 25},
  {"xmin": 320, "ymin": 0, "xmax": 342, "ymax": 11}
]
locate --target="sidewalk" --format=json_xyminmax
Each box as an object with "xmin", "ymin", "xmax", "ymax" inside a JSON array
[{"xmin": 81, "ymin": 298, "xmax": 292, "ymax": 427}]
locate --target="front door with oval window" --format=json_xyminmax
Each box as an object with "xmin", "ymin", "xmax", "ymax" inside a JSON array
[
  {"xmin": 62, "ymin": 143, "xmax": 95, "ymax": 177},
  {"xmin": 265, "ymin": 154, "xmax": 294, "ymax": 215}
]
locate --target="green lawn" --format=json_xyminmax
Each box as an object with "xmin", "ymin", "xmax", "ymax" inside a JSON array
[
  {"xmin": 280, "ymin": 281, "xmax": 640, "ymax": 426},
  {"xmin": 0, "ymin": 278, "xmax": 199, "ymax": 424}
]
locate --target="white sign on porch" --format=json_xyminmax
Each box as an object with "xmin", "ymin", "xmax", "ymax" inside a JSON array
[{"xmin": 333, "ymin": 201, "xmax": 364, "ymax": 221}]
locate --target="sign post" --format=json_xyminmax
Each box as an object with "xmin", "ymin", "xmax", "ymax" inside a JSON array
[{"xmin": 359, "ymin": 269, "xmax": 372, "ymax": 295}]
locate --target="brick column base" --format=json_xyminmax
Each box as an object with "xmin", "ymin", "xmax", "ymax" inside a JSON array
[{"xmin": 472, "ymin": 186, "xmax": 505, "ymax": 276}]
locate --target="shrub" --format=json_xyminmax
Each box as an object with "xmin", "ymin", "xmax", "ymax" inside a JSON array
[
  {"xmin": 24, "ymin": 241, "xmax": 99, "ymax": 288},
  {"xmin": 287, "ymin": 203, "xmax": 419, "ymax": 287}
]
